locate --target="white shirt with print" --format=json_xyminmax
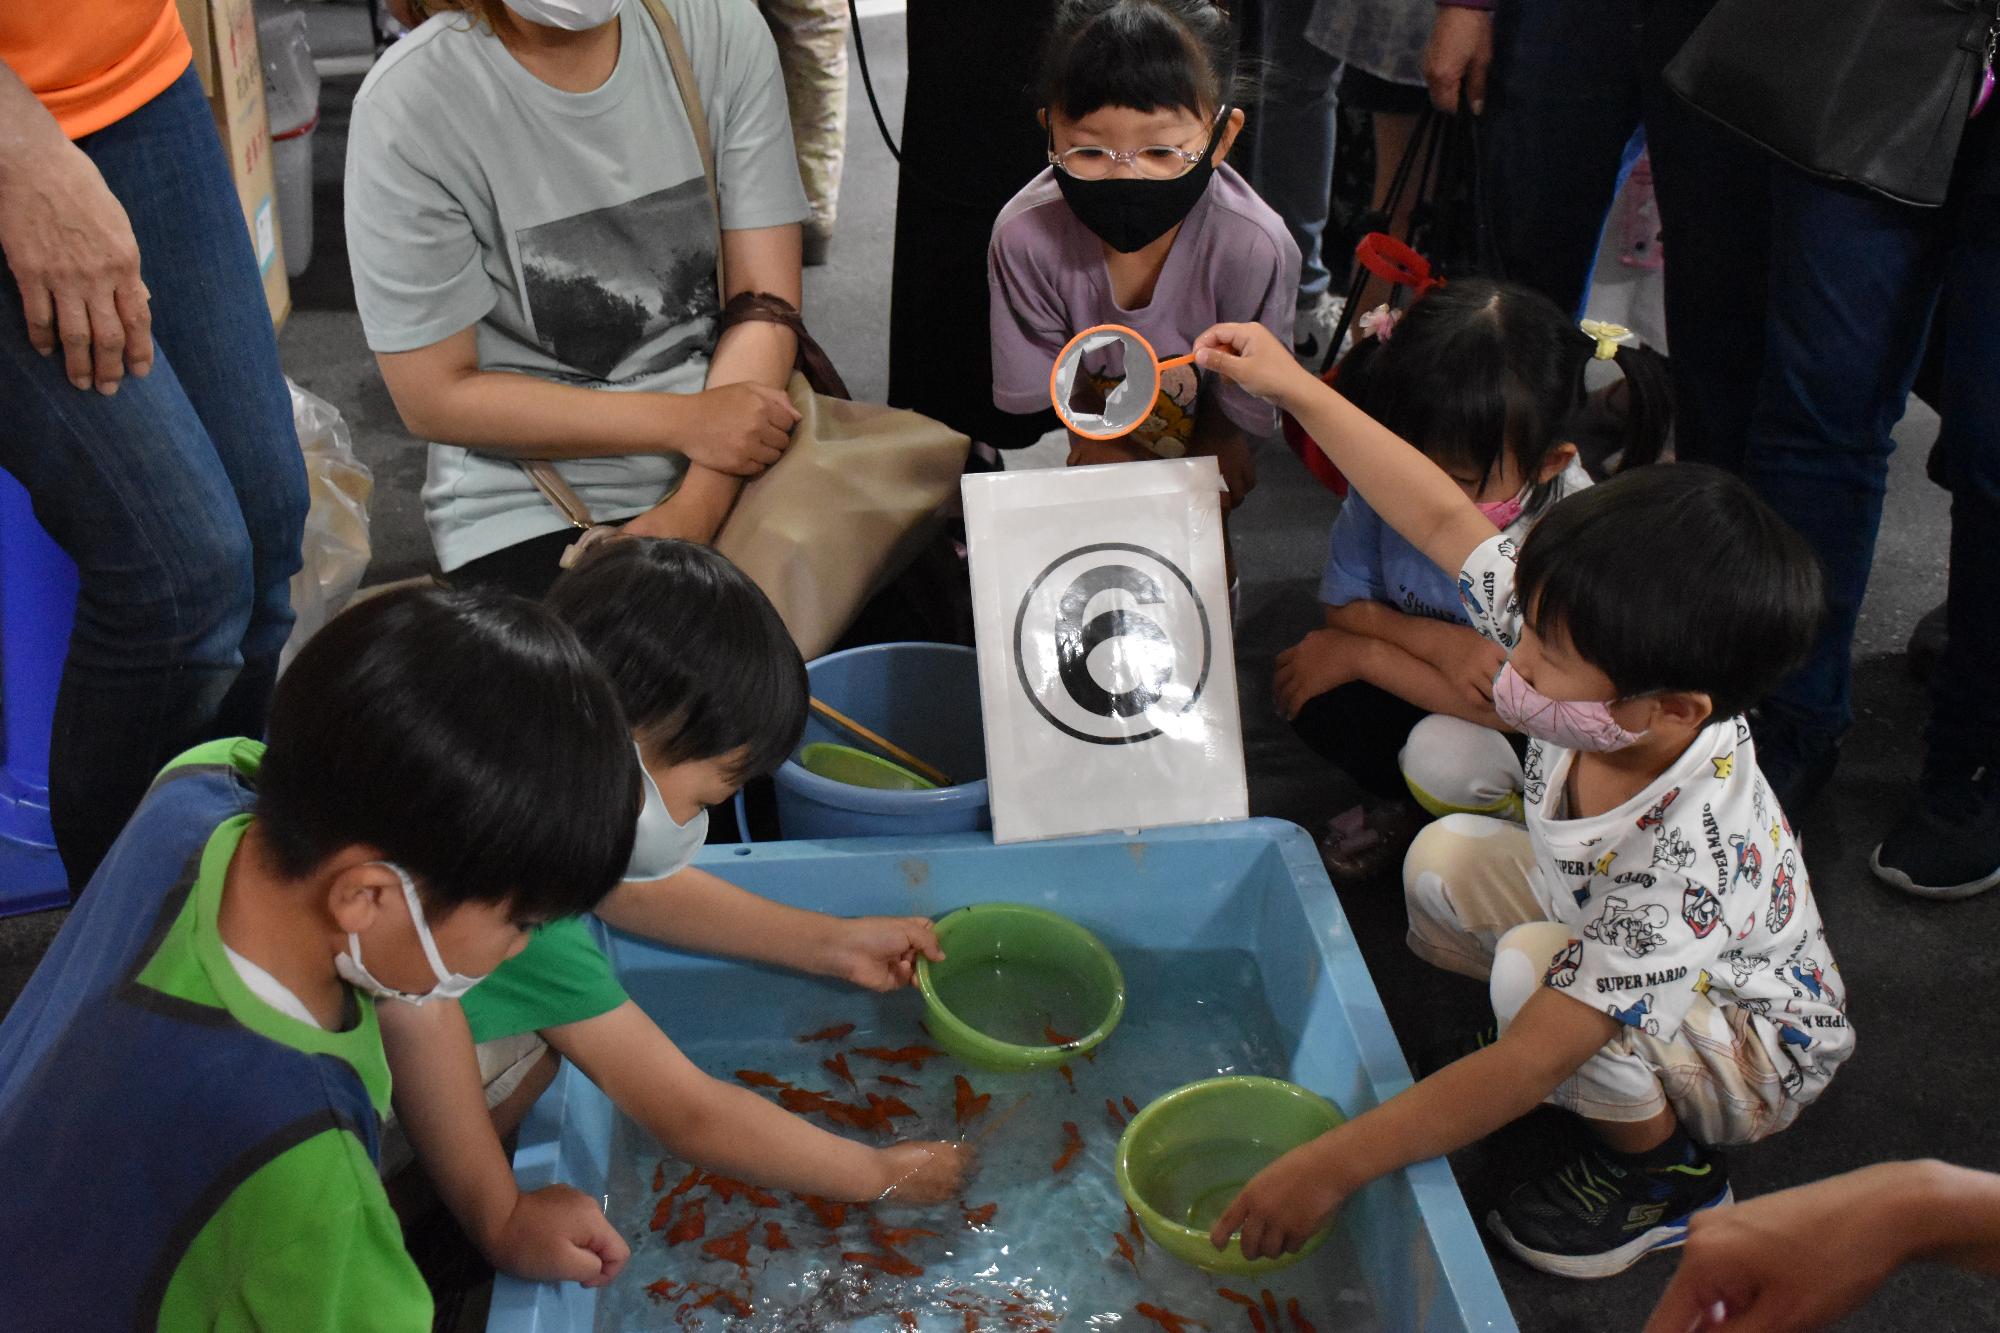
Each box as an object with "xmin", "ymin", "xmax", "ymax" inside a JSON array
[{"xmin": 1458, "ymin": 534, "xmax": 1854, "ymax": 1099}]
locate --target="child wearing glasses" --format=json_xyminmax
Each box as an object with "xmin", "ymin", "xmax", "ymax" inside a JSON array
[{"xmin": 987, "ymin": 0, "xmax": 1299, "ymax": 549}]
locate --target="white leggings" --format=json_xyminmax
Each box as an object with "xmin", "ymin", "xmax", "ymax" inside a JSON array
[{"xmin": 1402, "ymin": 814, "xmax": 1802, "ymax": 1146}]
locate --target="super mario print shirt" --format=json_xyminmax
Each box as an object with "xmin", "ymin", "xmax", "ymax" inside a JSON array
[{"xmin": 1456, "ymin": 534, "xmax": 1853, "ymax": 1094}]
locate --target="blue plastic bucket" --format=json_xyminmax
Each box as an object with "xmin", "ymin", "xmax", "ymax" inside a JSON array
[
  {"xmin": 766, "ymin": 642, "xmax": 989, "ymax": 840},
  {"xmin": 0, "ymin": 467, "xmax": 77, "ymax": 913}
]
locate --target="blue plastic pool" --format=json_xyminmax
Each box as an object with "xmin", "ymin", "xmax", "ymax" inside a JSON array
[{"xmin": 487, "ymin": 820, "xmax": 1517, "ymax": 1333}]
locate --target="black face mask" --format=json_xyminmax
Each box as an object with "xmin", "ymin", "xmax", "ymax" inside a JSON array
[{"xmin": 1052, "ymin": 109, "xmax": 1228, "ymax": 254}]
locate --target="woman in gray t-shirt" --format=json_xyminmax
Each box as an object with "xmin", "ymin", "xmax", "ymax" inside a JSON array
[{"xmin": 346, "ymin": 0, "xmax": 809, "ymax": 595}]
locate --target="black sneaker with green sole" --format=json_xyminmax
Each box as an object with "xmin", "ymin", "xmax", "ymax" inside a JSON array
[{"xmin": 1486, "ymin": 1139, "xmax": 1731, "ymax": 1279}]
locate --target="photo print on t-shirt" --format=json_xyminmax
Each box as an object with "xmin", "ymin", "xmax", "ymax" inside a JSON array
[{"xmin": 517, "ymin": 178, "xmax": 720, "ymax": 384}]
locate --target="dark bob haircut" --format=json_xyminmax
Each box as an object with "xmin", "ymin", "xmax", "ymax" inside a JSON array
[
  {"xmin": 546, "ymin": 539, "xmax": 808, "ymax": 784},
  {"xmin": 1338, "ymin": 278, "xmax": 1671, "ymax": 499},
  {"xmin": 1040, "ymin": 0, "xmax": 1247, "ymax": 123},
  {"xmin": 1517, "ymin": 464, "xmax": 1824, "ymax": 721},
  {"xmin": 257, "ymin": 585, "xmax": 639, "ymax": 921}
]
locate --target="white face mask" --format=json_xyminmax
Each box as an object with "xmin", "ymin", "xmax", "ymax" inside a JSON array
[
  {"xmin": 498, "ymin": 0, "xmax": 624, "ymax": 30},
  {"xmin": 624, "ymin": 747, "xmax": 710, "ymax": 882},
  {"xmin": 335, "ymin": 863, "xmax": 488, "ymax": 1006}
]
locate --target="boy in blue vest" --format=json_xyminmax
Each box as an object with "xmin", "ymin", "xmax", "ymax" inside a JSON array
[{"xmin": 0, "ymin": 586, "xmax": 641, "ymax": 1330}]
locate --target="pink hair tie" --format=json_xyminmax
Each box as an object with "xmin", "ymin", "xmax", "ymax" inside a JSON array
[{"xmin": 1357, "ymin": 303, "xmax": 1402, "ymax": 343}]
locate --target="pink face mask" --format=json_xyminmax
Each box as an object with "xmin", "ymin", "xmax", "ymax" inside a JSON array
[
  {"xmin": 1491, "ymin": 662, "xmax": 1648, "ymax": 752},
  {"xmin": 1475, "ymin": 487, "xmax": 1529, "ymax": 530}
]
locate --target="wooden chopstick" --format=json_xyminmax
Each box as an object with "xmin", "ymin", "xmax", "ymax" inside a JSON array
[{"xmin": 808, "ymin": 697, "xmax": 955, "ymax": 788}]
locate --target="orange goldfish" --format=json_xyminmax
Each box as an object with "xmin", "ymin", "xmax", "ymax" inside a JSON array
[
  {"xmin": 1217, "ymin": 1288, "xmax": 1267, "ymax": 1332},
  {"xmin": 665, "ymin": 1196, "xmax": 706, "ymax": 1246},
  {"xmin": 700, "ymin": 1221, "xmax": 753, "ymax": 1270},
  {"xmin": 1051, "ymin": 1121, "xmax": 1084, "ymax": 1173},
  {"xmin": 853, "ymin": 1044, "xmax": 943, "ymax": 1069},
  {"xmin": 842, "ymin": 1249, "xmax": 925, "ymax": 1277},
  {"xmin": 955, "ymin": 1074, "xmax": 993, "ymax": 1125}
]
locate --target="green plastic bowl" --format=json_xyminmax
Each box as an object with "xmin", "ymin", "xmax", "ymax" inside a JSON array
[
  {"xmin": 798, "ymin": 742, "xmax": 936, "ymax": 791},
  {"xmin": 915, "ymin": 904, "xmax": 1125, "ymax": 1072},
  {"xmin": 1116, "ymin": 1076, "xmax": 1347, "ymax": 1275}
]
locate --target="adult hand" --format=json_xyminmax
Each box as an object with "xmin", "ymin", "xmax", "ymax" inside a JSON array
[
  {"xmin": 816, "ymin": 915, "xmax": 945, "ymax": 992},
  {"xmin": 874, "ymin": 1141, "xmax": 973, "ymax": 1206},
  {"xmin": 0, "ymin": 134, "xmax": 152, "ymax": 393},
  {"xmin": 669, "ymin": 382, "xmax": 800, "ymax": 475},
  {"xmin": 1274, "ymin": 627, "xmax": 1374, "ymax": 721},
  {"xmin": 481, "ymin": 1184, "xmax": 630, "ymax": 1287},
  {"xmin": 1208, "ymin": 1139, "xmax": 1348, "ymax": 1261},
  {"xmin": 1435, "ymin": 627, "xmax": 1509, "ymax": 715},
  {"xmin": 1194, "ymin": 322, "xmax": 1317, "ymax": 411},
  {"xmin": 1641, "ymin": 1164, "xmax": 1934, "ymax": 1333},
  {"xmin": 1424, "ymin": 7, "xmax": 1494, "ymax": 116}
]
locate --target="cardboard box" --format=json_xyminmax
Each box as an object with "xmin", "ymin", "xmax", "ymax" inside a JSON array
[{"xmin": 175, "ymin": 0, "xmax": 289, "ymax": 327}]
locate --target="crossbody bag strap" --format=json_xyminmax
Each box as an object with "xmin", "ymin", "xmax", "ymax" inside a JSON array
[
  {"xmin": 522, "ymin": 459, "xmax": 595, "ymax": 529},
  {"xmin": 639, "ymin": 0, "xmax": 727, "ymax": 299}
]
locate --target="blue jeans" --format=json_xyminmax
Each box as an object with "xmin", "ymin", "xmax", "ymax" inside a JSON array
[
  {"xmin": 1747, "ymin": 161, "xmax": 2000, "ymax": 767},
  {"xmin": 0, "ymin": 68, "xmax": 305, "ymax": 887},
  {"xmin": 1247, "ymin": 0, "xmax": 1342, "ymax": 299},
  {"xmin": 1485, "ymin": 0, "xmax": 1769, "ymax": 468}
]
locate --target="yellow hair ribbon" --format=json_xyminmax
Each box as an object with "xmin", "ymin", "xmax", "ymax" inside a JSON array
[{"xmin": 1579, "ymin": 319, "xmax": 1634, "ymax": 361}]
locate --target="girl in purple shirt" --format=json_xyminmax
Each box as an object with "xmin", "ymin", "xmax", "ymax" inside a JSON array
[{"xmin": 987, "ymin": 0, "xmax": 1300, "ymax": 565}]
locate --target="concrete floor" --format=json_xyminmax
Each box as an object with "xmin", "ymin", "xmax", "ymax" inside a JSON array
[{"xmin": 5, "ymin": 10, "xmax": 1996, "ymax": 1331}]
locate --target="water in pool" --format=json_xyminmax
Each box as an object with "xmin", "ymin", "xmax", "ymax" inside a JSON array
[{"xmin": 594, "ymin": 948, "xmax": 1380, "ymax": 1332}]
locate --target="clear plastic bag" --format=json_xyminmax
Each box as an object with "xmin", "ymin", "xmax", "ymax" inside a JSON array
[{"xmin": 280, "ymin": 379, "xmax": 373, "ymax": 671}]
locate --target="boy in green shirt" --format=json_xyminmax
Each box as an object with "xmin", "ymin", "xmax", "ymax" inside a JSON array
[
  {"xmin": 0, "ymin": 586, "xmax": 642, "ymax": 1329},
  {"xmin": 382, "ymin": 541, "xmax": 969, "ymax": 1285}
]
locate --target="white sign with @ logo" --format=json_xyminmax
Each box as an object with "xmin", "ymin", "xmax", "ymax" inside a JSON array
[{"xmin": 962, "ymin": 457, "xmax": 1248, "ymax": 844}]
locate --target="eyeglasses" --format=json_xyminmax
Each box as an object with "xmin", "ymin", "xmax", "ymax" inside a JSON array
[{"xmin": 1046, "ymin": 111, "xmax": 1224, "ymax": 181}]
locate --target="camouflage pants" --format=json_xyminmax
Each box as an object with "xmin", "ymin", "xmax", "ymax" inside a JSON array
[{"xmin": 758, "ymin": 0, "xmax": 849, "ymax": 238}]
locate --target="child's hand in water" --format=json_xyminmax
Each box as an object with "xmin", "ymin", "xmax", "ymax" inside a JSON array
[
  {"xmin": 1274, "ymin": 627, "xmax": 1376, "ymax": 720},
  {"xmin": 1209, "ymin": 1139, "xmax": 1349, "ymax": 1261},
  {"xmin": 875, "ymin": 1140, "xmax": 973, "ymax": 1206},
  {"xmin": 1194, "ymin": 322, "xmax": 1319, "ymax": 407},
  {"xmin": 816, "ymin": 916, "xmax": 945, "ymax": 992}
]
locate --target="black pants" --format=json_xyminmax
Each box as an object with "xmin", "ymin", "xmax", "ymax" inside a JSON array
[
  {"xmin": 1290, "ymin": 682, "xmax": 1429, "ymax": 801},
  {"xmin": 887, "ymin": 0, "xmax": 1058, "ymax": 450},
  {"xmin": 448, "ymin": 528, "xmax": 577, "ymax": 601}
]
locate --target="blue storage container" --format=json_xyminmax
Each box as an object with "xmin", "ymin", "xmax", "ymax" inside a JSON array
[
  {"xmin": 0, "ymin": 467, "xmax": 74, "ymax": 914},
  {"xmin": 489, "ymin": 820, "xmax": 1519, "ymax": 1332},
  {"xmin": 768, "ymin": 641, "xmax": 990, "ymax": 839}
]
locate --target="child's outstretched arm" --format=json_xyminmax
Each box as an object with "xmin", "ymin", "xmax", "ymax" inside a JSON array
[
  {"xmin": 1211, "ymin": 987, "xmax": 1618, "ymax": 1260},
  {"xmin": 597, "ymin": 867, "xmax": 944, "ymax": 992},
  {"xmin": 546, "ymin": 1002, "xmax": 968, "ymax": 1205},
  {"xmin": 378, "ymin": 1001, "xmax": 630, "ymax": 1286},
  {"xmin": 1194, "ymin": 323, "xmax": 1497, "ymax": 576}
]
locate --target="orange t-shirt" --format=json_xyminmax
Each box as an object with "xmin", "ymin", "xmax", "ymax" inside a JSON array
[{"xmin": 0, "ymin": 0, "xmax": 194, "ymax": 140}]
